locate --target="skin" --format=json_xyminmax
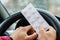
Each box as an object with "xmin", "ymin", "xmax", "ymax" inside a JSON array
[
  {"xmin": 38, "ymin": 25, "xmax": 56, "ymax": 40},
  {"xmin": 11, "ymin": 25, "xmax": 37, "ymax": 40},
  {"xmin": 11, "ymin": 25, "xmax": 56, "ymax": 40}
]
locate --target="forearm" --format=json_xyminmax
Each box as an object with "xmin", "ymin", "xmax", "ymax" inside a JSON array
[{"xmin": 0, "ymin": 36, "xmax": 11, "ymax": 40}]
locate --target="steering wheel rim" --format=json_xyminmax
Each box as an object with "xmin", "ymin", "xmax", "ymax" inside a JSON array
[{"xmin": 0, "ymin": 8, "xmax": 60, "ymax": 40}]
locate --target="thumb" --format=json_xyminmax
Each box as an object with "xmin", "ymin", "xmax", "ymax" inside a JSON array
[
  {"xmin": 39, "ymin": 25, "xmax": 46, "ymax": 35},
  {"xmin": 25, "ymin": 33, "xmax": 37, "ymax": 40}
]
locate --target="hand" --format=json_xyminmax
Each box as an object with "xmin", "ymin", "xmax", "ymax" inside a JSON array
[
  {"xmin": 38, "ymin": 25, "xmax": 56, "ymax": 40},
  {"xmin": 11, "ymin": 25, "xmax": 37, "ymax": 40}
]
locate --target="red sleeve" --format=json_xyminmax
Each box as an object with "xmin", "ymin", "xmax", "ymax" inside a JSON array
[{"xmin": 0, "ymin": 36, "xmax": 10, "ymax": 40}]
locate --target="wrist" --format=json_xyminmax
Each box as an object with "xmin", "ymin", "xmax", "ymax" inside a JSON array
[{"xmin": 10, "ymin": 35, "xmax": 17, "ymax": 40}]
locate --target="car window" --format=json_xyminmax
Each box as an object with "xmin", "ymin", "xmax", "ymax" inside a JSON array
[{"xmin": 0, "ymin": 0, "xmax": 60, "ymax": 17}]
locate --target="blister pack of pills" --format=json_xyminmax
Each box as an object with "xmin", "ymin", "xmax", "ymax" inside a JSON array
[{"xmin": 21, "ymin": 3, "xmax": 49, "ymax": 34}]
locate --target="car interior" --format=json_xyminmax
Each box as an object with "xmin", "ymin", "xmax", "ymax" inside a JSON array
[{"xmin": 0, "ymin": 0, "xmax": 60, "ymax": 40}]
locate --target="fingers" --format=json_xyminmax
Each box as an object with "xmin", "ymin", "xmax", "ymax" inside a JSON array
[
  {"xmin": 39, "ymin": 25, "xmax": 56, "ymax": 34},
  {"xmin": 25, "ymin": 25, "xmax": 34, "ymax": 32},
  {"xmin": 16, "ymin": 25, "xmax": 33, "ymax": 31},
  {"xmin": 17, "ymin": 25, "xmax": 35, "ymax": 34},
  {"xmin": 49, "ymin": 26, "xmax": 56, "ymax": 32},
  {"xmin": 38, "ymin": 25, "xmax": 46, "ymax": 40},
  {"xmin": 39, "ymin": 25, "xmax": 46, "ymax": 35},
  {"xmin": 25, "ymin": 33, "xmax": 37, "ymax": 40},
  {"xmin": 46, "ymin": 26, "xmax": 56, "ymax": 35}
]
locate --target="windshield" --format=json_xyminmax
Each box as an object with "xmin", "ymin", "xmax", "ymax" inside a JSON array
[{"xmin": 0, "ymin": 0, "xmax": 60, "ymax": 17}]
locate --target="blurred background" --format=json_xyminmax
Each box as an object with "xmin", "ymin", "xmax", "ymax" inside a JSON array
[{"xmin": 0, "ymin": 0, "xmax": 60, "ymax": 17}]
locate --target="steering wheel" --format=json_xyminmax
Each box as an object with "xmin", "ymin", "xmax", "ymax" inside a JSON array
[{"xmin": 0, "ymin": 8, "xmax": 60, "ymax": 40}]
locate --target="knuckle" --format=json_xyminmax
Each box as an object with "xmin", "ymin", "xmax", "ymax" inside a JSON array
[
  {"xmin": 19, "ymin": 26, "xmax": 23, "ymax": 28},
  {"xmin": 17, "ymin": 27, "xmax": 24, "ymax": 30},
  {"xmin": 52, "ymin": 29, "xmax": 56, "ymax": 33}
]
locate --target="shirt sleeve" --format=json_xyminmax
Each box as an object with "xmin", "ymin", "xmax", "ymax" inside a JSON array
[{"xmin": 0, "ymin": 36, "xmax": 11, "ymax": 40}]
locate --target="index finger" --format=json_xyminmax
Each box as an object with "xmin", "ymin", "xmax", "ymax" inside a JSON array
[
  {"xmin": 46, "ymin": 26, "xmax": 56, "ymax": 34},
  {"xmin": 25, "ymin": 25, "xmax": 34, "ymax": 32}
]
